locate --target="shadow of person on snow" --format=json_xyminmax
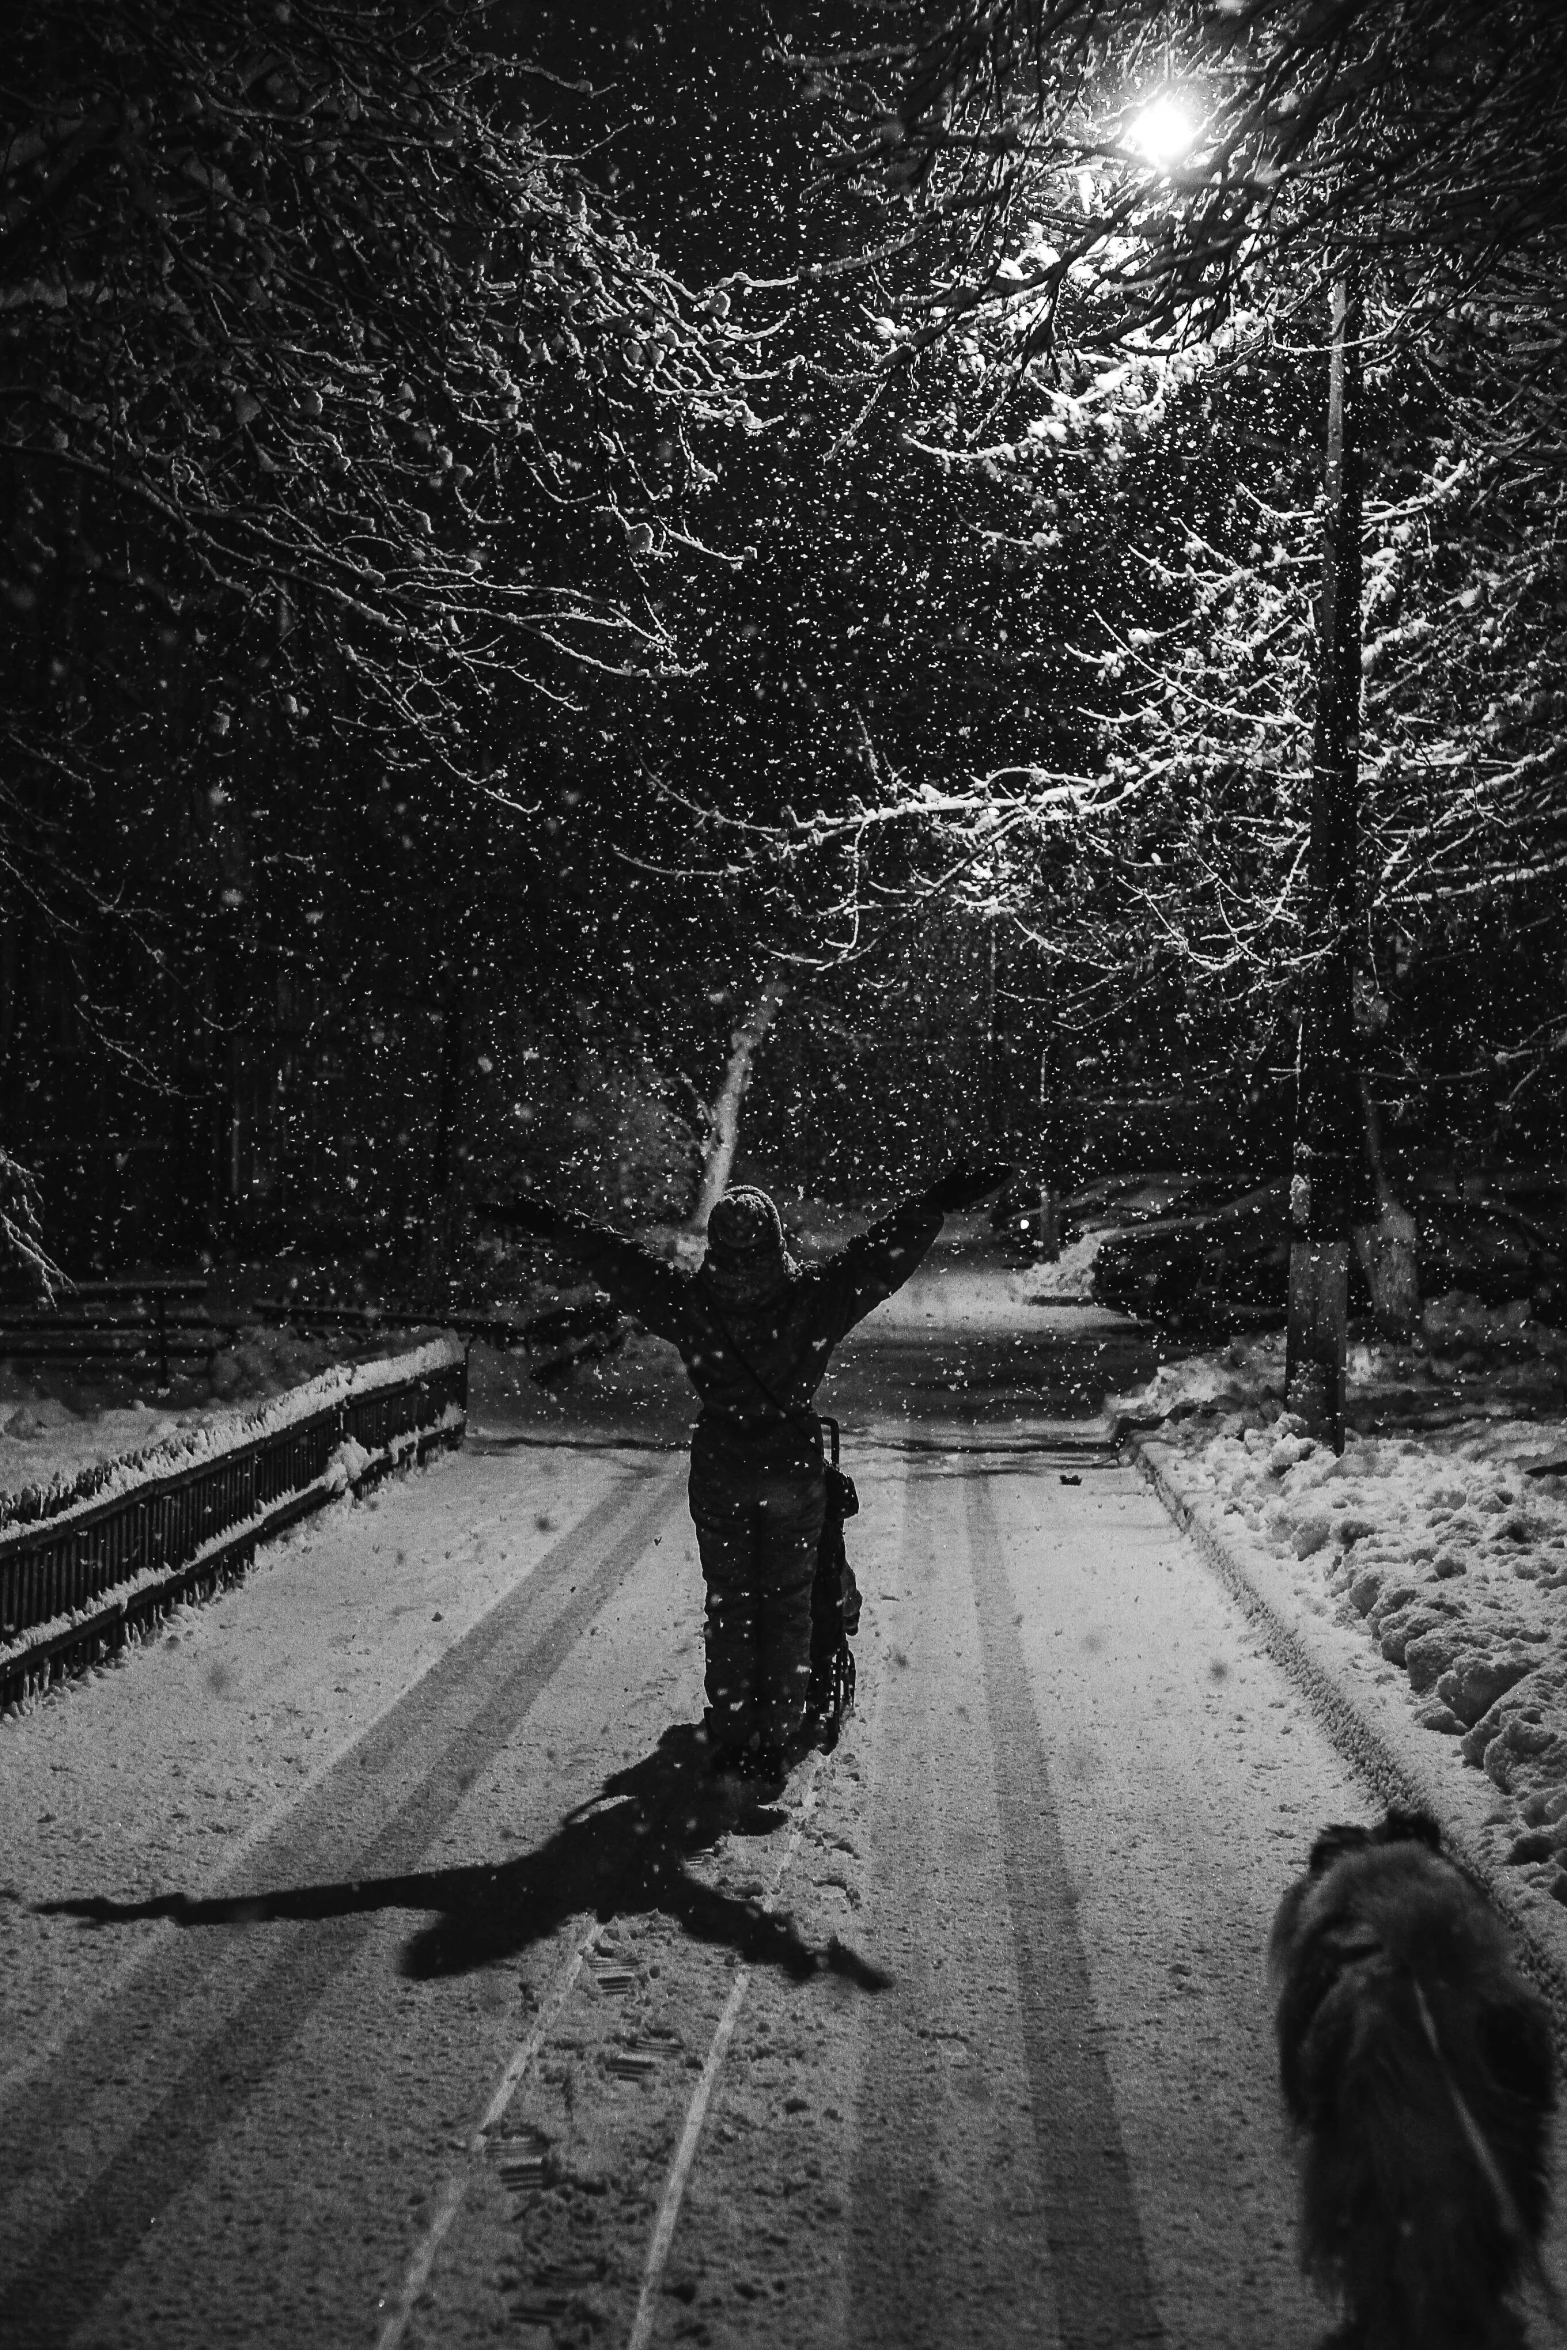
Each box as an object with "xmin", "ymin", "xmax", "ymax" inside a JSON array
[{"xmin": 38, "ymin": 1722, "xmax": 892, "ymax": 1992}]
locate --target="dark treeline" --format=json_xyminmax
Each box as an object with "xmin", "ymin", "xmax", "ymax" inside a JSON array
[{"xmin": 4, "ymin": 0, "xmax": 1564, "ymax": 1280}]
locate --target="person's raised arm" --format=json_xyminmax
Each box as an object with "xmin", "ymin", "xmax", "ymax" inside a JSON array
[
  {"xmin": 822, "ymin": 1153, "xmax": 1016, "ymax": 1333},
  {"xmin": 920, "ymin": 1154, "xmax": 1019, "ymax": 1218},
  {"xmin": 477, "ymin": 1188, "xmax": 688, "ymax": 1341}
]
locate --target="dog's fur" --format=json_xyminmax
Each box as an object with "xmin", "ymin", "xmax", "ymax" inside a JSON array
[{"xmin": 1269, "ymin": 1810, "xmax": 1556, "ymax": 2350}]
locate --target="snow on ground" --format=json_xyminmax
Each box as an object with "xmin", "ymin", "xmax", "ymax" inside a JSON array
[
  {"xmin": 30, "ymin": 1239, "xmax": 1567, "ymax": 1916},
  {"xmin": 1110, "ymin": 1293, "xmax": 1567, "ymax": 1429},
  {"xmin": 18, "ymin": 1242, "xmax": 1567, "ymax": 2072},
  {"xmin": 1010, "ymin": 1229, "xmax": 1105, "ymax": 1304},
  {"xmin": 0, "ymin": 1321, "xmax": 434, "ymax": 1505},
  {"xmin": 1110, "ymin": 1300, "xmax": 1567, "ymax": 1881},
  {"xmin": 0, "ymin": 1435, "xmax": 652, "ymax": 2081}
]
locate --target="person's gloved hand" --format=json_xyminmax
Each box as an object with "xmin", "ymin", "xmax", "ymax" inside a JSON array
[
  {"xmin": 475, "ymin": 1187, "xmax": 563, "ymax": 1238},
  {"xmin": 925, "ymin": 1154, "xmax": 1018, "ymax": 1213}
]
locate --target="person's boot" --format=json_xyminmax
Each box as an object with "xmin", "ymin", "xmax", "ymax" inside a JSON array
[
  {"xmin": 739, "ymin": 1741, "xmax": 787, "ymax": 1792},
  {"xmin": 699, "ymin": 1706, "xmax": 749, "ymax": 1778}
]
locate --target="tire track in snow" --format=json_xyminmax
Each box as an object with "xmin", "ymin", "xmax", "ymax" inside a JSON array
[
  {"xmin": 963, "ymin": 1466, "xmax": 1166, "ymax": 2349},
  {"xmin": 847, "ymin": 1455, "xmax": 1066, "ymax": 2350},
  {"xmin": 0, "ymin": 1463, "xmax": 681, "ymax": 2350}
]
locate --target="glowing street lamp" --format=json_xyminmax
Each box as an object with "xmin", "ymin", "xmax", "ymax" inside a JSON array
[
  {"xmin": 1128, "ymin": 91, "xmax": 1197, "ymax": 173},
  {"xmin": 1116, "ymin": 64, "xmax": 1365, "ymax": 1449}
]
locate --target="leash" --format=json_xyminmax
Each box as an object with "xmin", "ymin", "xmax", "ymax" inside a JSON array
[{"xmin": 1411, "ymin": 1977, "xmax": 1567, "ymax": 2343}]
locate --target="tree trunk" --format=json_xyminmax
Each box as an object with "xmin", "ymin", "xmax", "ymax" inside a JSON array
[
  {"xmin": 1036, "ymin": 1014, "xmax": 1064, "ymax": 1261},
  {"xmin": 422, "ymin": 787, "xmax": 489, "ymax": 1280},
  {"xmin": 1352, "ymin": 1073, "xmax": 1420, "ymax": 1339},
  {"xmin": 984, "ymin": 923, "xmax": 998, "ymax": 1139},
  {"xmin": 678, "ymin": 965, "xmax": 788, "ymax": 1264},
  {"xmin": 422, "ymin": 961, "xmax": 467, "ymax": 1278},
  {"xmin": 1037, "ymin": 1184, "xmax": 1061, "ymax": 1261},
  {"xmin": 1286, "ymin": 274, "xmax": 1364, "ymax": 1452}
]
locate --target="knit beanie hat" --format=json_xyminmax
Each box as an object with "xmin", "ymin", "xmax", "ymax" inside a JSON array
[{"xmin": 699, "ymin": 1186, "xmax": 798, "ymax": 1307}]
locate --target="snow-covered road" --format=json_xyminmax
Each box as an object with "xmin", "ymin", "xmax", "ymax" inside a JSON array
[{"xmin": 4, "ymin": 1266, "xmax": 1564, "ymax": 2348}]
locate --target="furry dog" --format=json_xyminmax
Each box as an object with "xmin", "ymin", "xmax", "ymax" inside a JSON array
[{"xmin": 1269, "ymin": 1810, "xmax": 1556, "ymax": 2350}]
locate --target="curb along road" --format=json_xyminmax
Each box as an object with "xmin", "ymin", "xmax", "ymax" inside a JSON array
[{"xmin": 1127, "ymin": 1430, "xmax": 1567, "ymax": 2048}]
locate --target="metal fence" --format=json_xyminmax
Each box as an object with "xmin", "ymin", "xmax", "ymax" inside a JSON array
[{"xmin": 0, "ymin": 1353, "xmax": 467, "ymax": 1711}]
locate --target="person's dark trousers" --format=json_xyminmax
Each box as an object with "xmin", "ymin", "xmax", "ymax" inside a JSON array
[{"xmin": 691, "ymin": 1467, "xmax": 826, "ymax": 1754}]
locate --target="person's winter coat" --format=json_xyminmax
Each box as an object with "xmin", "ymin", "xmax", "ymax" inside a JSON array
[{"xmin": 550, "ymin": 1193, "xmax": 942, "ymax": 1495}]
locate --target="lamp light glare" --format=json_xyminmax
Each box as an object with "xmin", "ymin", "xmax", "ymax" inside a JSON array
[{"xmin": 1129, "ymin": 93, "xmax": 1196, "ymax": 171}]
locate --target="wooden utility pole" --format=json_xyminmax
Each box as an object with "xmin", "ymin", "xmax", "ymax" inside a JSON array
[{"xmin": 1286, "ymin": 274, "xmax": 1363, "ymax": 1450}]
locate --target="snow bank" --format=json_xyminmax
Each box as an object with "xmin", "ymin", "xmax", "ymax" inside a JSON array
[
  {"xmin": 1422, "ymin": 1291, "xmax": 1567, "ymax": 1357},
  {"xmin": 1009, "ymin": 1230, "xmax": 1105, "ymax": 1304},
  {"xmin": 1106, "ymin": 1329, "xmax": 1284, "ymax": 1425},
  {"xmin": 1115, "ymin": 1315, "xmax": 1567, "ymax": 1883},
  {"xmin": 1108, "ymin": 1304, "xmax": 1567, "ymax": 1434}
]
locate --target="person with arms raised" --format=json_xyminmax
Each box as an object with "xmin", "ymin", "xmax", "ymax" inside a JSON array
[{"xmin": 481, "ymin": 1154, "xmax": 1012, "ymax": 1787}]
